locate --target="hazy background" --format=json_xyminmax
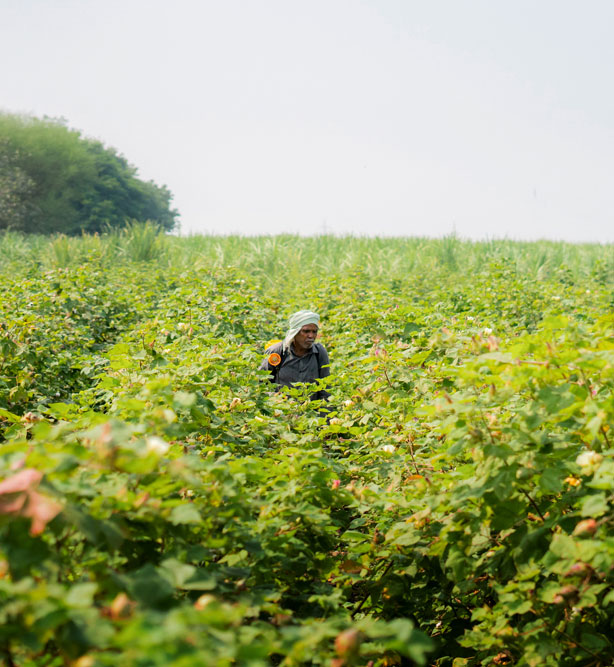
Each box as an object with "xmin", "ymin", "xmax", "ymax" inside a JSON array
[{"xmin": 2, "ymin": 0, "xmax": 614, "ymax": 241}]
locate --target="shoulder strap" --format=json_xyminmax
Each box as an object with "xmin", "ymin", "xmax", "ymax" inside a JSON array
[
  {"xmin": 267, "ymin": 342, "xmax": 286, "ymax": 383},
  {"xmin": 314, "ymin": 343, "xmax": 322, "ymax": 378}
]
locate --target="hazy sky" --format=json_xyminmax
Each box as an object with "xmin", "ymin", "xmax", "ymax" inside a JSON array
[{"xmin": 2, "ymin": 0, "xmax": 614, "ymax": 241}]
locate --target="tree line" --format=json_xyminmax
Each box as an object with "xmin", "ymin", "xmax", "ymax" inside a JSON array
[{"xmin": 0, "ymin": 112, "xmax": 177, "ymax": 234}]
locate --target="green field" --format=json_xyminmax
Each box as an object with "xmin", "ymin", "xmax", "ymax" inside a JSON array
[{"xmin": 1, "ymin": 228, "xmax": 614, "ymax": 666}]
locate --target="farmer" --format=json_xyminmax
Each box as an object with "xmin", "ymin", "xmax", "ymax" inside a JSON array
[{"xmin": 260, "ymin": 310, "xmax": 330, "ymax": 400}]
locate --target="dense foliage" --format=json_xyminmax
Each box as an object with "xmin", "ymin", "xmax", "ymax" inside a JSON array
[
  {"xmin": 0, "ymin": 232, "xmax": 613, "ymax": 666},
  {"xmin": 0, "ymin": 114, "xmax": 177, "ymax": 234}
]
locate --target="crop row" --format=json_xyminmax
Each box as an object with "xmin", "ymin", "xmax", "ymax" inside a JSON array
[{"xmin": 0, "ymin": 242, "xmax": 613, "ymax": 665}]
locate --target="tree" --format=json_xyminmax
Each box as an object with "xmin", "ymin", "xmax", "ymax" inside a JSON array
[
  {"xmin": 0, "ymin": 138, "xmax": 37, "ymax": 231},
  {"xmin": 0, "ymin": 113, "xmax": 178, "ymax": 234}
]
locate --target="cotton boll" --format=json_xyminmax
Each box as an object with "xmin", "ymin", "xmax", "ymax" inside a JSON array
[
  {"xmin": 146, "ymin": 436, "xmax": 170, "ymax": 456},
  {"xmin": 576, "ymin": 450, "xmax": 602, "ymax": 474}
]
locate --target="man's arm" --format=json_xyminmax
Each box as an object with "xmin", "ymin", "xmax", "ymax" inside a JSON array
[
  {"xmin": 318, "ymin": 345, "xmax": 331, "ymax": 379},
  {"xmin": 314, "ymin": 344, "xmax": 331, "ymax": 400}
]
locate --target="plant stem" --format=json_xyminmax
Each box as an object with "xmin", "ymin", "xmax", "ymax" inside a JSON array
[
  {"xmin": 351, "ymin": 560, "xmax": 394, "ymax": 619},
  {"xmin": 519, "ymin": 488, "xmax": 546, "ymax": 523}
]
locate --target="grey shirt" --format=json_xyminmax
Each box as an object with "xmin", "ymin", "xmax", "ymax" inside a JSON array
[{"xmin": 260, "ymin": 341, "xmax": 330, "ymax": 398}]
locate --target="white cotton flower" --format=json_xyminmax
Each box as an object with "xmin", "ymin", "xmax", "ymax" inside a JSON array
[
  {"xmin": 483, "ymin": 327, "xmax": 493, "ymax": 335},
  {"xmin": 146, "ymin": 436, "xmax": 170, "ymax": 456},
  {"xmin": 381, "ymin": 444, "xmax": 396, "ymax": 454},
  {"xmin": 194, "ymin": 594, "xmax": 216, "ymax": 610},
  {"xmin": 576, "ymin": 450, "xmax": 602, "ymax": 473}
]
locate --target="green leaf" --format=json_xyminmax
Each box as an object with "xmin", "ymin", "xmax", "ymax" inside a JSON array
[
  {"xmin": 169, "ymin": 503, "xmax": 202, "ymax": 525},
  {"xmin": 0, "ymin": 407, "xmax": 21, "ymax": 422},
  {"xmin": 580, "ymin": 493, "xmax": 609, "ymax": 518},
  {"xmin": 537, "ymin": 385, "xmax": 576, "ymax": 415},
  {"xmin": 538, "ymin": 467, "xmax": 563, "ymax": 493},
  {"xmin": 403, "ymin": 322, "xmax": 422, "ymax": 336},
  {"xmin": 126, "ymin": 564, "xmax": 175, "ymax": 608},
  {"xmin": 64, "ymin": 582, "xmax": 98, "ymax": 608}
]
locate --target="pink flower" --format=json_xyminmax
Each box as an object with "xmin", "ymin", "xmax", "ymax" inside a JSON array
[
  {"xmin": 0, "ymin": 468, "xmax": 62, "ymax": 535},
  {"xmin": 331, "ymin": 479, "xmax": 341, "ymax": 489},
  {"xmin": 0, "ymin": 468, "xmax": 42, "ymax": 494}
]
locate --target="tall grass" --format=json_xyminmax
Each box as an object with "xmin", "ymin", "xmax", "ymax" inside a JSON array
[
  {"xmin": 169, "ymin": 233, "xmax": 613, "ymax": 284},
  {"xmin": 120, "ymin": 220, "xmax": 166, "ymax": 262},
  {"xmin": 0, "ymin": 222, "xmax": 168, "ymax": 270},
  {"xmin": 1, "ymin": 225, "xmax": 612, "ymax": 285}
]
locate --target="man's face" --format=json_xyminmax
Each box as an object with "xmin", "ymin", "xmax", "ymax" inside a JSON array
[{"xmin": 294, "ymin": 324, "xmax": 318, "ymax": 351}]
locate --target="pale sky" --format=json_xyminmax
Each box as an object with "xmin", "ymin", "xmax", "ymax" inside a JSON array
[{"xmin": 2, "ymin": 0, "xmax": 614, "ymax": 242}]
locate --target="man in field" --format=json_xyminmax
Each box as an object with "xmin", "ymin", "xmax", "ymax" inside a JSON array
[{"xmin": 260, "ymin": 310, "xmax": 330, "ymax": 400}]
